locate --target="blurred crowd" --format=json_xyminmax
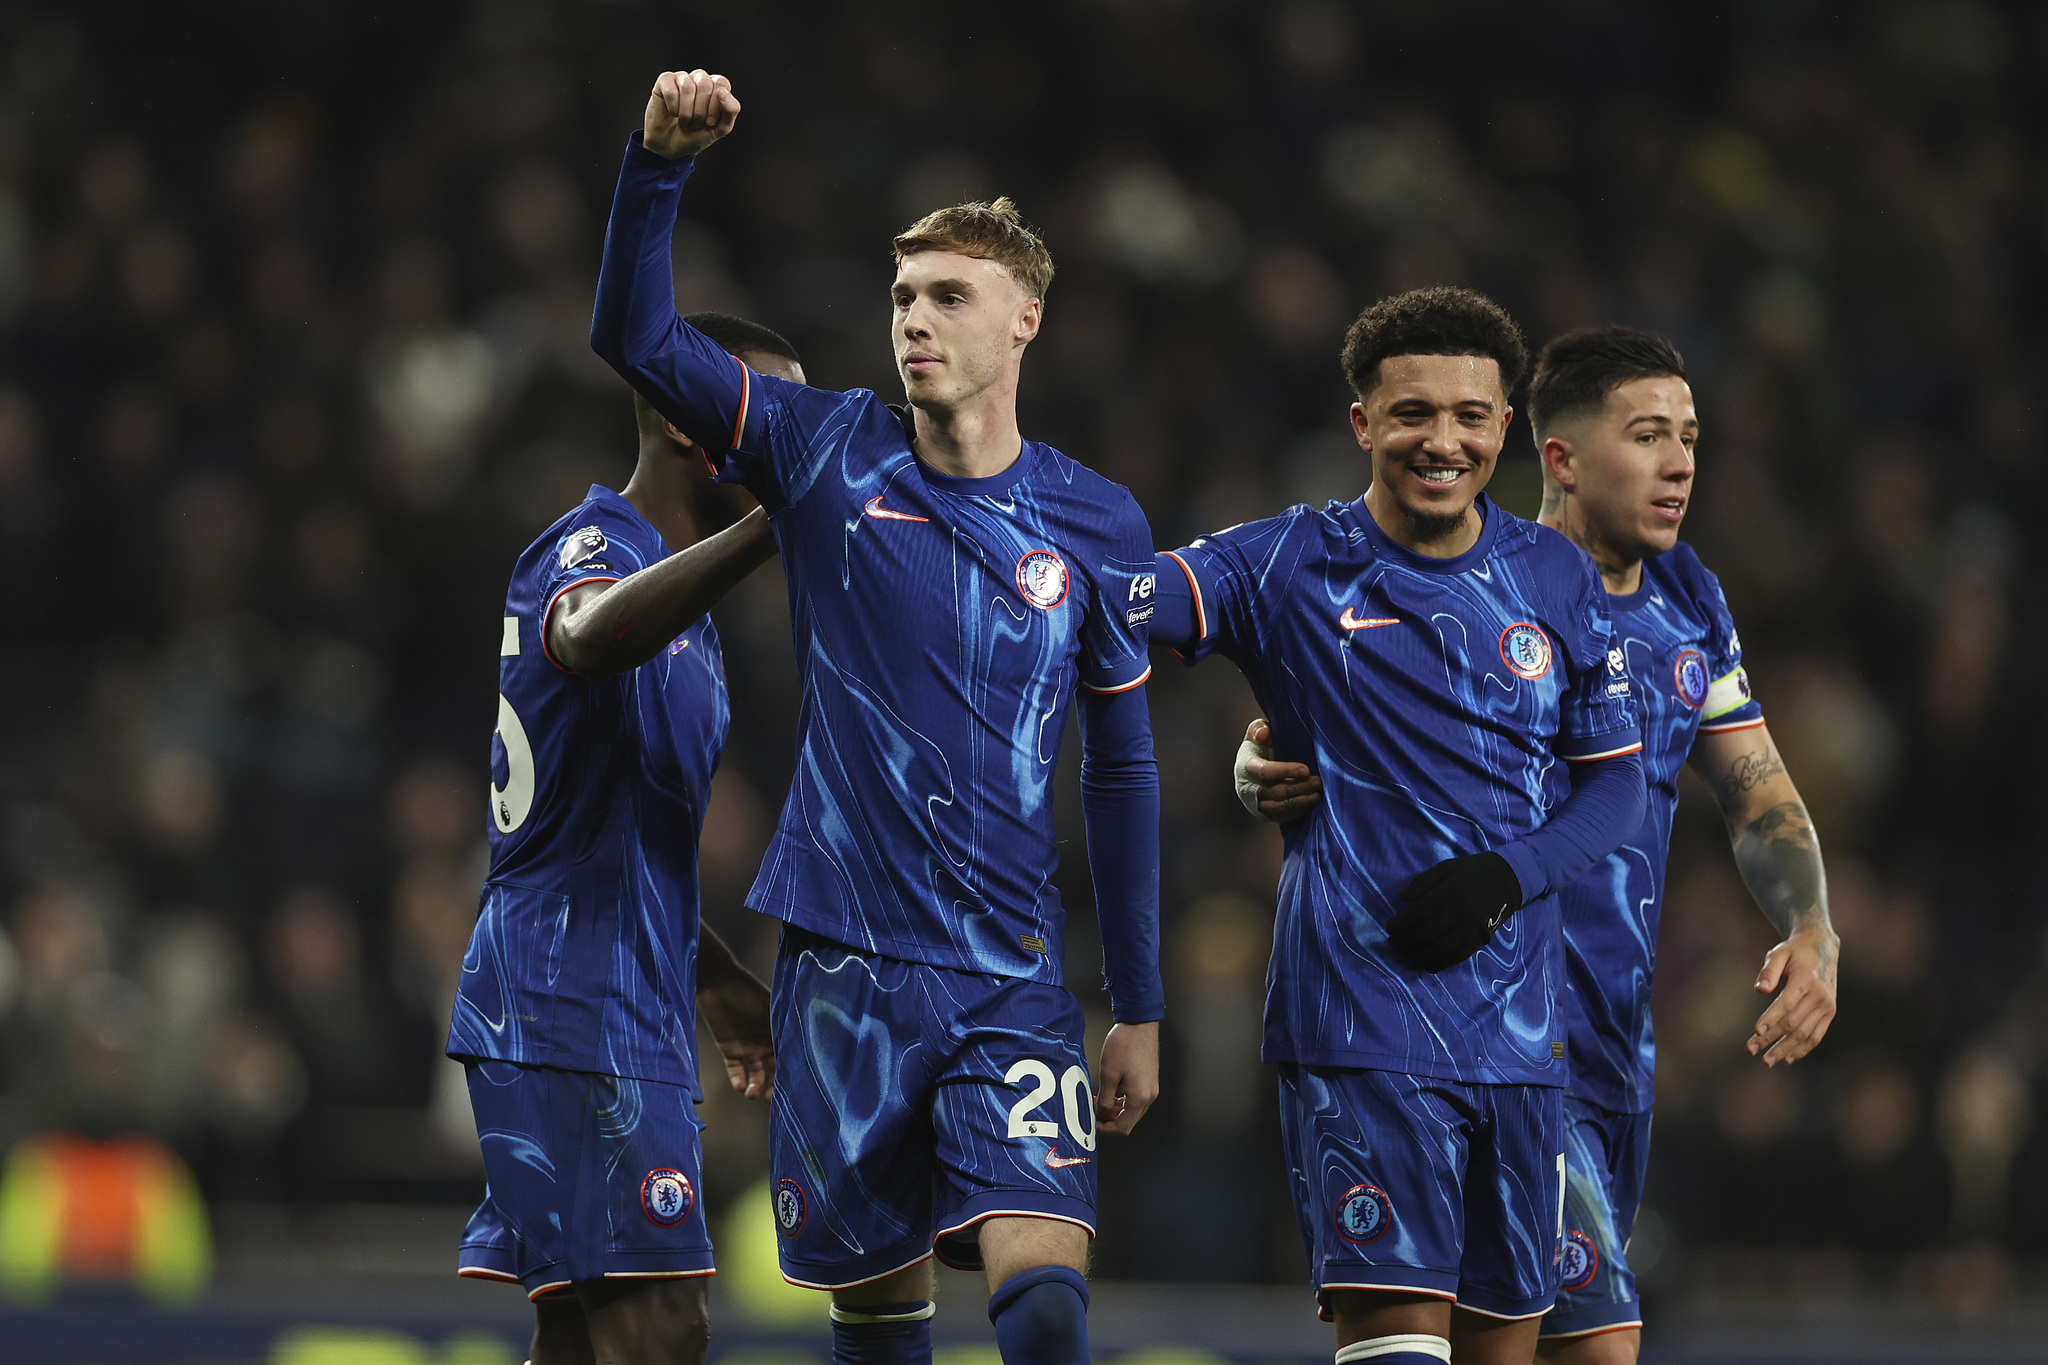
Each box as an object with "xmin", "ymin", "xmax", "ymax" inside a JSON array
[{"xmin": 1, "ymin": 0, "xmax": 2045, "ymax": 1310}]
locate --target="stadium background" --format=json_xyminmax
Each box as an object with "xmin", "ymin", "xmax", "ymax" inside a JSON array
[{"xmin": 0, "ymin": 0, "xmax": 2044, "ymax": 1360}]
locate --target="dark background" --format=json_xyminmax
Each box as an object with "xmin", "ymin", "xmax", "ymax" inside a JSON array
[{"xmin": 1, "ymin": 0, "xmax": 2045, "ymax": 1322}]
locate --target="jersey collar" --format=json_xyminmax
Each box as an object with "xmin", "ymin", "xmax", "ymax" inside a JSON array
[
  {"xmin": 888, "ymin": 404, "xmax": 1040, "ymax": 497},
  {"xmin": 1347, "ymin": 492, "xmax": 1502, "ymax": 575}
]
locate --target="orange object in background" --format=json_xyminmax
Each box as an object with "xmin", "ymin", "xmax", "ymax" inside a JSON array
[{"xmin": 0, "ymin": 1132, "xmax": 213, "ymax": 1304}]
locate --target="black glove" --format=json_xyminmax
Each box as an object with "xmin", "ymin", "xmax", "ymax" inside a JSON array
[{"xmin": 1385, "ymin": 851, "xmax": 1523, "ymax": 973}]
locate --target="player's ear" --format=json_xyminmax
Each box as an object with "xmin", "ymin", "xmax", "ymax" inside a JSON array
[
  {"xmin": 1014, "ymin": 295, "xmax": 1042, "ymax": 346},
  {"xmin": 1540, "ymin": 434, "xmax": 1576, "ymax": 490},
  {"xmin": 1349, "ymin": 402, "xmax": 1372, "ymax": 454},
  {"xmin": 663, "ymin": 417, "xmax": 699, "ymax": 452}
]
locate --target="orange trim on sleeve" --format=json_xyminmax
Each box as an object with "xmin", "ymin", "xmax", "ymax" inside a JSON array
[
  {"xmin": 1162, "ymin": 551, "xmax": 1207, "ymax": 643},
  {"xmin": 1082, "ymin": 665, "xmax": 1153, "ymax": 695},
  {"xmin": 729, "ymin": 353, "xmax": 752, "ymax": 450},
  {"xmin": 1698, "ymin": 717, "xmax": 1766, "ymax": 734},
  {"xmin": 1563, "ymin": 740, "xmax": 1645, "ymax": 763},
  {"xmin": 539, "ymin": 575, "xmax": 623, "ymax": 673}
]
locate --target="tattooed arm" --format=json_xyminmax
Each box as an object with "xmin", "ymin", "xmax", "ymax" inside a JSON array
[{"xmin": 1689, "ymin": 723, "xmax": 1840, "ymax": 1066}]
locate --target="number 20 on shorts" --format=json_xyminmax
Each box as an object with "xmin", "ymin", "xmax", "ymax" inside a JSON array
[{"xmin": 1003, "ymin": 1060, "xmax": 1097, "ymax": 1152}]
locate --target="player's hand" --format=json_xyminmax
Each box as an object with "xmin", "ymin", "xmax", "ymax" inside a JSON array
[
  {"xmin": 1096, "ymin": 1021, "xmax": 1159, "ymax": 1137},
  {"xmin": 1748, "ymin": 923, "xmax": 1839, "ymax": 1066},
  {"xmin": 644, "ymin": 69, "xmax": 740, "ymax": 160},
  {"xmin": 1235, "ymin": 719, "xmax": 1322, "ymax": 824},
  {"xmin": 698, "ymin": 973, "xmax": 775, "ymax": 1102},
  {"xmin": 1385, "ymin": 851, "xmax": 1522, "ymax": 973}
]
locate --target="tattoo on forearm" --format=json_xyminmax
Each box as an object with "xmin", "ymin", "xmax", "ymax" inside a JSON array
[
  {"xmin": 1718, "ymin": 748, "xmax": 1788, "ymax": 802},
  {"xmin": 1731, "ymin": 800, "xmax": 1829, "ymax": 941}
]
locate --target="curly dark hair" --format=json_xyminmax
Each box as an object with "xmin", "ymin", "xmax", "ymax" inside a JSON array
[
  {"xmin": 1340, "ymin": 286, "xmax": 1528, "ymax": 400},
  {"xmin": 1526, "ymin": 326, "xmax": 1686, "ymax": 436}
]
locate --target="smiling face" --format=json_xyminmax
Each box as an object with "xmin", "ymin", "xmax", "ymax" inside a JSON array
[
  {"xmin": 1542, "ymin": 374, "xmax": 1697, "ymax": 561},
  {"xmin": 891, "ymin": 250, "xmax": 1041, "ymax": 413},
  {"xmin": 1353, "ymin": 353, "xmax": 1513, "ymax": 552}
]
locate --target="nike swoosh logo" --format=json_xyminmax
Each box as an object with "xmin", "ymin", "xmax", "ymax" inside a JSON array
[
  {"xmin": 1045, "ymin": 1151, "xmax": 1092, "ymax": 1169},
  {"xmin": 864, "ymin": 495, "xmax": 929, "ymax": 523},
  {"xmin": 1340, "ymin": 608, "xmax": 1400, "ymax": 630}
]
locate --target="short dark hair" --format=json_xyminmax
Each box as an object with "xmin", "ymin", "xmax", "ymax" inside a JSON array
[
  {"xmin": 1527, "ymin": 326, "xmax": 1686, "ymax": 437},
  {"xmin": 684, "ymin": 310, "xmax": 803, "ymax": 367},
  {"xmin": 1340, "ymin": 286, "xmax": 1527, "ymax": 401}
]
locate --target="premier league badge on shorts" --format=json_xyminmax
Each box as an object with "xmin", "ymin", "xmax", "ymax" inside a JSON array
[
  {"xmin": 1672, "ymin": 648, "xmax": 1708, "ymax": 710},
  {"xmin": 1014, "ymin": 550, "xmax": 1070, "ymax": 610},
  {"xmin": 773, "ymin": 1178, "xmax": 806, "ymax": 1238},
  {"xmin": 1334, "ymin": 1183, "xmax": 1393, "ymax": 1245},
  {"xmin": 1498, "ymin": 622, "xmax": 1552, "ymax": 680},
  {"xmin": 640, "ymin": 1168, "xmax": 694, "ymax": 1226},
  {"xmin": 1560, "ymin": 1229, "xmax": 1599, "ymax": 1289}
]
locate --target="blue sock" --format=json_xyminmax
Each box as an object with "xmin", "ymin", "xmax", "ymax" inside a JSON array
[
  {"xmin": 987, "ymin": 1266, "xmax": 1089, "ymax": 1365},
  {"xmin": 829, "ymin": 1300, "xmax": 933, "ymax": 1365}
]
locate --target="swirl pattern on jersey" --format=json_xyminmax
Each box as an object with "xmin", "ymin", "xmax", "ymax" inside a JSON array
[
  {"xmin": 728, "ymin": 391, "xmax": 1155, "ymax": 983},
  {"xmin": 1557, "ymin": 543, "xmax": 1760, "ymax": 1113},
  {"xmin": 448, "ymin": 487, "xmax": 728, "ymax": 1092},
  {"xmin": 1173, "ymin": 498, "xmax": 1640, "ymax": 1086}
]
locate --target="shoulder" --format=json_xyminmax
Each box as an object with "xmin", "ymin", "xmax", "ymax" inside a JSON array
[
  {"xmin": 1650, "ymin": 540, "xmax": 1726, "ymax": 604},
  {"xmin": 1186, "ymin": 501, "xmax": 1330, "ymax": 558}
]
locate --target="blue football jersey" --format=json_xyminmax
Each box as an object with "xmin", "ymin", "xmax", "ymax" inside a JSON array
[
  {"xmin": 720, "ymin": 390, "xmax": 1153, "ymax": 983},
  {"xmin": 1167, "ymin": 496, "xmax": 1642, "ymax": 1086},
  {"xmin": 1558, "ymin": 541, "xmax": 1762, "ymax": 1113},
  {"xmin": 593, "ymin": 138, "xmax": 1159, "ymax": 1013},
  {"xmin": 447, "ymin": 485, "xmax": 729, "ymax": 1093}
]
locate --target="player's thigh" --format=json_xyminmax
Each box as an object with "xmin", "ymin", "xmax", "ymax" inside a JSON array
[
  {"xmin": 832, "ymin": 1260, "xmax": 937, "ymax": 1311},
  {"xmin": 1537, "ymin": 1326, "xmax": 1641, "ymax": 1365},
  {"xmin": 928, "ymin": 979, "xmax": 1099, "ymax": 1271},
  {"xmin": 767, "ymin": 928, "xmax": 940, "ymax": 1284},
  {"xmin": 1450, "ymin": 1303, "xmax": 1546, "ymax": 1365},
  {"xmin": 1543, "ymin": 1101, "xmax": 1650, "ymax": 1345},
  {"xmin": 978, "ymin": 1215, "xmax": 1089, "ymax": 1292},
  {"xmin": 529, "ymin": 1297, "xmax": 595, "ymax": 1365},
  {"xmin": 576, "ymin": 1276, "xmax": 710, "ymax": 1365},
  {"xmin": 1324, "ymin": 1289, "xmax": 1453, "ymax": 1347},
  {"xmin": 1277, "ymin": 1064, "xmax": 1474, "ymax": 1304},
  {"xmin": 1454, "ymin": 1083, "xmax": 1566, "ymax": 1323}
]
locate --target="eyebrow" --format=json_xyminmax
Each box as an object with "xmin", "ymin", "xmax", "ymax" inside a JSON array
[{"xmin": 1388, "ymin": 395, "xmax": 1497, "ymax": 411}]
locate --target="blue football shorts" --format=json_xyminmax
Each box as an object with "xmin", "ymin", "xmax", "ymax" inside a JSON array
[
  {"xmin": 768, "ymin": 925, "xmax": 1099, "ymax": 1290},
  {"xmin": 1279, "ymin": 1063, "xmax": 1565, "ymax": 1321},
  {"xmin": 1541, "ymin": 1096, "xmax": 1652, "ymax": 1339},
  {"xmin": 457, "ymin": 1060, "xmax": 713, "ymax": 1300}
]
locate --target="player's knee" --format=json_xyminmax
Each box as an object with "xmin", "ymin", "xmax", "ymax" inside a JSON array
[
  {"xmin": 987, "ymin": 1265, "xmax": 1088, "ymax": 1365},
  {"xmin": 1333, "ymin": 1334, "xmax": 1450, "ymax": 1365}
]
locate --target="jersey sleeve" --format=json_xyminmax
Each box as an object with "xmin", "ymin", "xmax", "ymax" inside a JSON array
[
  {"xmin": 1078, "ymin": 491, "xmax": 1159, "ymax": 695},
  {"xmin": 1696, "ymin": 569, "xmax": 1764, "ymax": 732},
  {"xmin": 536, "ymin": 503, "xmax": 664, "ymax": 674},
  {"xmin": 590, "ymin": 133, "xmax": 851, "ymax": 512},
  {"xmin": 1154, "ymin": 518, "xmax": 1274, "ymax": 664},
  {"xmin": 1554, "ymin": 572, "xmax": 1645, "ymax": 762}
]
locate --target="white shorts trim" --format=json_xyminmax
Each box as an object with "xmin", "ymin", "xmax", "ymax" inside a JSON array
[
  {"xmin": 933, "ymin": 1209, "xmax": 1098, "ymax": 1244},
  {"xmin": 779, "ymin": 1248, "xmax": 934, "ymax": 1293},
  {"xmin": 1453, "ymin": 1299, "xmax": 1554, "ymax": 1322}
]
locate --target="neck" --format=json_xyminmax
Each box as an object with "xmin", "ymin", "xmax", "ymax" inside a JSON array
[
  {"xmin": 620, "ymin": 450, "xmax": 722, "ymax": 552},
  {"xmin": 1539, "ymin": 489, "xmax": 1643, "ymax": 595},
  {"xmin": 1362, "ymin": 483, "xmax": 1485, "ymax": 558},
  {"xmin": 910, "ymin": 379, "xmax": 1024, "ymax": 480}
]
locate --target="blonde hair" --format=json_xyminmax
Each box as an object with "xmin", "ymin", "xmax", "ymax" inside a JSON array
[{"xmin": 892, "ymin": 196, "xmax": 1054, "ymax": 301}]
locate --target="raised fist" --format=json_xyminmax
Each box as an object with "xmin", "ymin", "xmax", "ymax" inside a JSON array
[{"xmin": 644, "ymin": 69, "xmax": 740, "ymax": 160}]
